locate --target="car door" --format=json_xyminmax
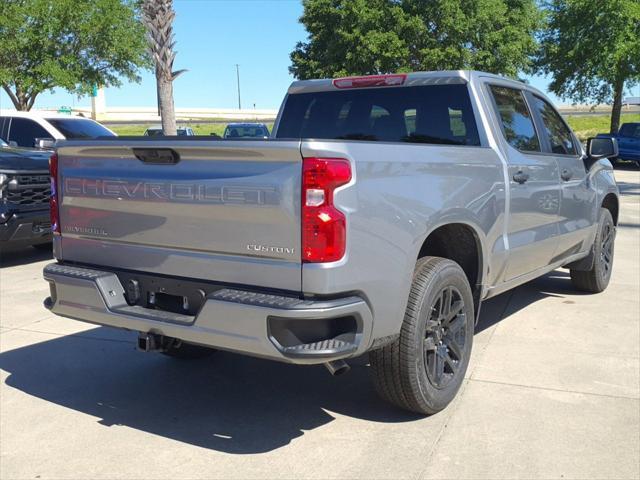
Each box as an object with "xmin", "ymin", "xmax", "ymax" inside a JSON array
[
  {"xmin": 618, "ymin": 123, "xmax": 640, "ymax": 159},
  {"xmin": 486, "ymin": 84, "xmax": 561, "ymax": 281},
  {"xmin": 6, "ymin": 117, "xmax": 52, "ymax": 147},
  {"xmin": 528, "ymin": 93, "xmax": 595, "ymax": 261}
]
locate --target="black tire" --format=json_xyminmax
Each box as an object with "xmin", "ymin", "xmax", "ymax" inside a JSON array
[
  {"xmin": 161, "ymin": 341, "xmax": 216, "ymax": 359},
  {"xmin": 570, "ymin": 208, "xmax": 615, "ymax": 293},
  {"xmin": 369, "ymin": 256, "xmax": 475, "ymax": 415}
]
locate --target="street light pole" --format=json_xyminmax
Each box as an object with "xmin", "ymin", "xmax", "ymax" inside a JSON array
[{"xmin": 235, "ymin": 64, "xmax": 241, "ymax": 110}]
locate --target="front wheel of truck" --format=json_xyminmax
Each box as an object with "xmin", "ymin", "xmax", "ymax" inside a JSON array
[
  {"xmin": 369, "ymin": 256, "xmax": 474, "ymax": 415},
  {"xmin": 570, "ymin": 208, "xmax": 615, "ymax": 293}
]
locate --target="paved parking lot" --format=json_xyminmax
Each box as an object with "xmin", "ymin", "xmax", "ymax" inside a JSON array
[{"xmin": 1, "ymin": 169, "xmax": 638, "ymax": 480}]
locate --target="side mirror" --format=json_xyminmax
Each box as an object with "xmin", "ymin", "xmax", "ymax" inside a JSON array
[{"xmin": 586, "ymin": 137, "xmax": 618, "ymax": 160}]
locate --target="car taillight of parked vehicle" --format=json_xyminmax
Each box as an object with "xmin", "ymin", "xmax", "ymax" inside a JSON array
[
  {"xmin": 302, "ymin": 157, "xmax": 351, "ymax": 263},
  {"xmin": 49, "ymin": 152, "xmax": 60, "ymax": 234}
]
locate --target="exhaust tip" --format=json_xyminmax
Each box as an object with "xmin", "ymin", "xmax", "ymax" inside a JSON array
[{"xmin": 325, "ymin": 359, "xmax": 350, "ymax": 376}]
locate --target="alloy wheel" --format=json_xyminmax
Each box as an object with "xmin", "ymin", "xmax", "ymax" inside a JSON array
[
  {"xmin": 423, "ymin": 286, "xmax": 468, "ymax": 389},
  {"xmin": 600, "ymin": 222, "xmax": 614, "ymax": 276}
]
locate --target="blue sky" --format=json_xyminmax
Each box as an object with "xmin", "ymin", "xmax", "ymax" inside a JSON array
[{"xmin": 0, "ymin": 0, "xmax": 609, "ymax": 111}]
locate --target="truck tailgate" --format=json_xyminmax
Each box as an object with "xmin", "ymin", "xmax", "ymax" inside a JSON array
[{"xmin": 56, "ymin": 140, "xmax": 303, "ymax": 291}]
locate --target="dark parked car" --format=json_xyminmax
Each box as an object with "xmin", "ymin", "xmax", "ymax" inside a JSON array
[
  {"xmin": 223, "ymin": 123, "xmax": 270, "ymax": 139},
  {"xmin": 597, "ymin": 123, "xmax": 640, "ymax": 167},
  {"xmin": 144, "ymin": 125, "xmax": 195, "ymax": 136},
  {"xmin": 0, "ymin": 138, "xmax": 52, "ymax": 250}
]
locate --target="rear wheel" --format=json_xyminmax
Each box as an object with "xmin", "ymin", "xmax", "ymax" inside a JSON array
[
  {"xmin": 162, "ymin": 341, "xmax": 216, "ymax": 359},
  {"xmin": 369, "ymin": 257, "xmax": 474, "ymax": 415},
  {"xmin": 570, "ymin": 208, "xmax": 615, "ymax": 293}
]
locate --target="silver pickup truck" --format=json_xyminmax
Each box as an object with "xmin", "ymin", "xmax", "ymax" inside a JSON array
[{"xmin": 43, "ymin": 71, "xmax": 619, "ymax": 414}]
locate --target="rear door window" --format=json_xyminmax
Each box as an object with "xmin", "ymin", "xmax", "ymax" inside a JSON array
[
  {"xmin": 276, "ymin": 84, "xmax": 481, "ymax": 146},
  {"xmin": 7, "ymin": 117, "xmax": 51, "ymax": 147},
  {"xmin": 531, "ymin": 95, "xmax": 577, "ymax": 155},
  {"xmin": 489, "ymin": 86, "xmax": 540, "ymax": 152}
]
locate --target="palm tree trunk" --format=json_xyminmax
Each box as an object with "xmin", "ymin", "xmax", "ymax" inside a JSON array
[
  {"xmin": 142, "ymin": 0, "xmax": 179, "ymax": 136},
  {"xmin": 158, "ymin": 76, "xmax": 177, "ymax": 134}
]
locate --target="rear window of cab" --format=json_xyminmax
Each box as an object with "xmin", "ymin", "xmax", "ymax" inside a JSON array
[{"xmin": 276, "ymin": 84, "xmax": 480, "ymax": 146}]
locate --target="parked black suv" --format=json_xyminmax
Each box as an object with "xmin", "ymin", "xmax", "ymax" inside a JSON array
[{"xmin": 0, "ymin": 138, "xmax": 52, "ymax": 249}]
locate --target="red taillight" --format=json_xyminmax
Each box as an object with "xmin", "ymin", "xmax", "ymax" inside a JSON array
[
  {"xmin": 49, "ymin": 152, "xmax": 60, "ymax": 234},
  {"xmin": 332, "ymin": 74, "xmax": 407, "ymax": 89},
  {"xmin": 302, "ymin": 157, "xmax": 351, "ymax": 263}
]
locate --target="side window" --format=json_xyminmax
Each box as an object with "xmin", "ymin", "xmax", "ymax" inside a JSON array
[
  {"xmin": 620, "ymin": 124, "xmax": 640, "ymax": 138},
  {"xmin": 489, "ymin": 86, "xmax": 540, "ymax": 152},
  {"xmin": 8, "ymin": 117, "xmax": 50, "ymax": 147},
  {"xmin": 531, "ymin": 96, "xmax": 577, "ymax": 155}
]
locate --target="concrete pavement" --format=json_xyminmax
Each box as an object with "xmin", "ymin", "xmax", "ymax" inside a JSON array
[{"xmin": 1, "ymin": 169, "xmax": 638, "ymax": 480}]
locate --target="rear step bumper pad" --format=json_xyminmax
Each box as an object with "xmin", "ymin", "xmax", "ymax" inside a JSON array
[{"xmin": 43, "ymin": 263, "xmax": 373, "ymax": 364}]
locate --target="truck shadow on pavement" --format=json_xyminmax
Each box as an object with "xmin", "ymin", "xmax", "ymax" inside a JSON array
[
  {"xmin": 0, "ymin": 270, "xmax": 593, "ymax": 454},
  {"xmin": 0, "ymin": 246, "xmax": 52, "ymax": 268},
  {"xmin": 0, "ymin": 327, "xmax": 421, "ymax": 454},
  {"xmin": 475, "ymin": 269, "xmax": 588, "ymax": 333}
]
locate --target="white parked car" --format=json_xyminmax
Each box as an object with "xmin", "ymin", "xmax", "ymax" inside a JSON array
[{"xmin": 0, "ymin": 110, "xmax": 115, "ymax": 149}]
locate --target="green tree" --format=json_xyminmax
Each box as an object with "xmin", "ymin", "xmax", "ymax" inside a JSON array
[
  {"xmin": 0, "ymin": 0, "xmax": 149, "ymax": 111},
  {"xmin": 538, "ymin": 0, "xmax": 640, "ymax": 134},
  {"xmin": 290, "ymin": 0, "xmax": 543, "ymax": 80}
]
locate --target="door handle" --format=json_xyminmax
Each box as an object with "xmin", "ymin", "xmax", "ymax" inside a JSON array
[
  {"xmin": 561, "ymin": 169, "xmax": 573, "ymax": 181},
  {"xmin": 513, "ymin": 170, "xmax": 530, "ymax": 184}
]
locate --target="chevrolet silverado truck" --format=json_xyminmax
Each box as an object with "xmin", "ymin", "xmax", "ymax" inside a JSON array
[
  {"xmin": 42, "ymin": 71, "xmax": 619, "ymax": 414},
  {"xmin": 597, "ymin": 122, "xmax": 640, "ymax": 168},
  {"xmin": 0, "ymin": 138, "xmax": 52, "ymax": 249}
]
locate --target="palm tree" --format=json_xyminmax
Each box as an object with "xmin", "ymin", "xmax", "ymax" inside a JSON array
[{"xmin": 141, "ymin": 0, "xmax": 186, "ymax": 135}]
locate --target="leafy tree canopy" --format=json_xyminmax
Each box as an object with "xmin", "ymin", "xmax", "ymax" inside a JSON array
[
  {"xmin": 0, "ymin": 0, "xmax": 150, "ymax": 110},
  {"xmin": 538, "ymin": 0, "xmax": 640, "ymax": 133},
  {"xmin": 290, "ymin": 0, "xmax": 543, "ymax": 80}
]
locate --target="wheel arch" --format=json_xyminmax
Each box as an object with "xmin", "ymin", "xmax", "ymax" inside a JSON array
[
  {"xmin": 602, "ymin": 193, "xmax": 619, "ymax": 225},
  {"xmin": 416, "ymin": 222, "xmax": 485, "ymax": 318}
]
